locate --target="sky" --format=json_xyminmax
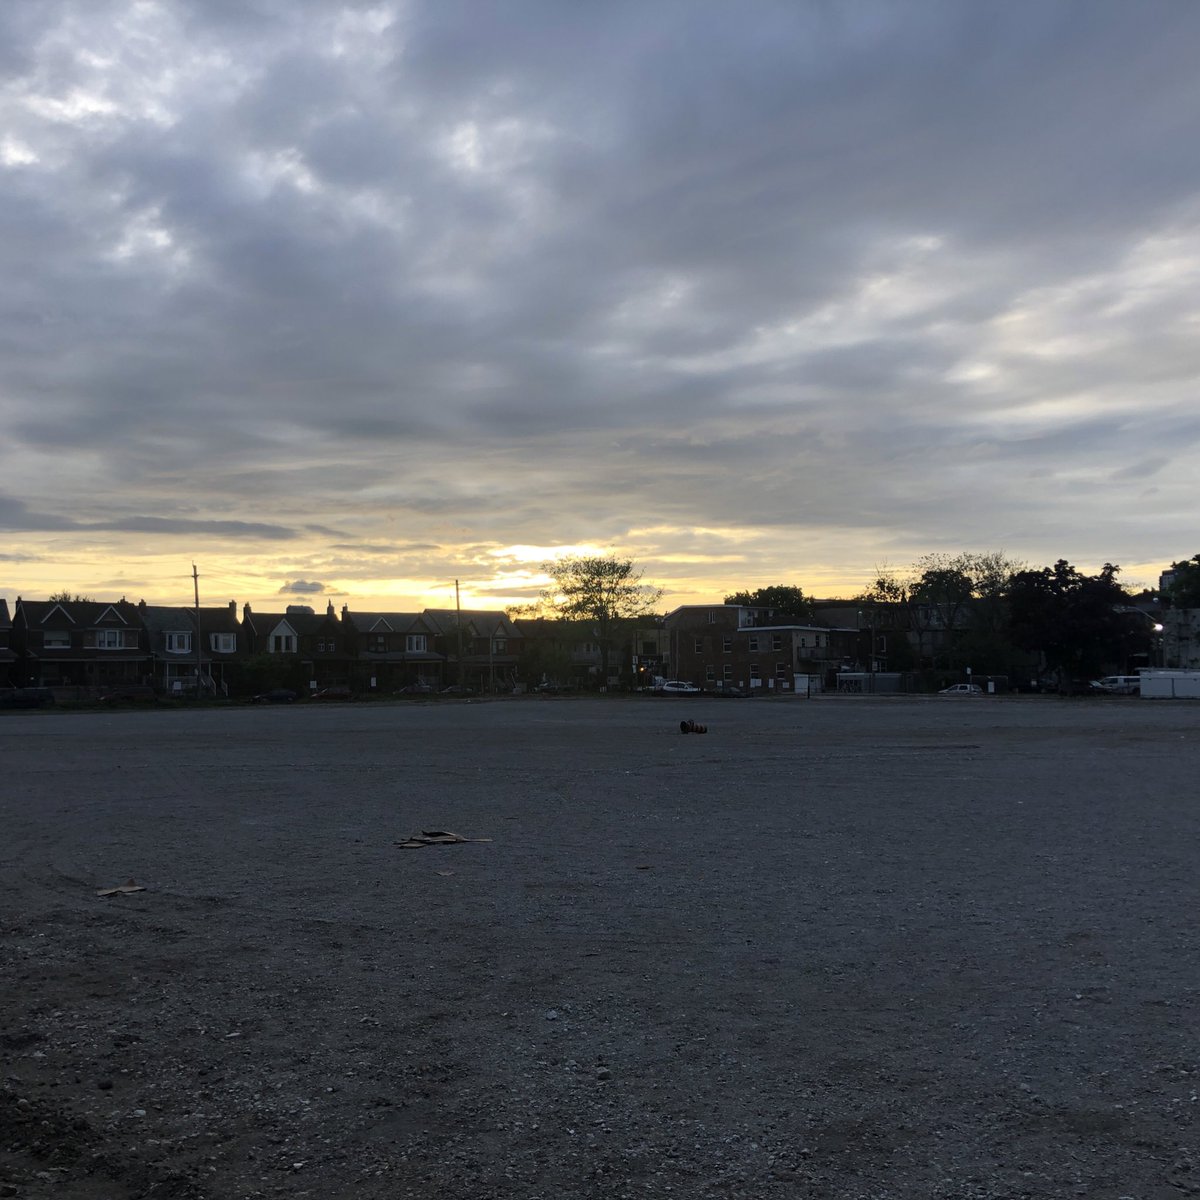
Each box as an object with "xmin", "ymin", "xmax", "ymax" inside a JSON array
[{"xmin": 2, "ymin": 0, "xmax": 1199, "ymax": 613}]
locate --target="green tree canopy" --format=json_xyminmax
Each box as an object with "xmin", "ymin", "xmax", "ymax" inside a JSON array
[
  {"xmin": 1163, "ymin": 554, "xmax": 1200, "ymax": 608},
  {"xmin": 1007, "ymin": 559, "xmax": 1143, "ymax": 682},
  {"xmin": 539, "ymin": 555, "xmax": 663, "ymax": 681},
  {"xmin": 723, "ymin": 585, "xmax": 813, "ymax": 622},
  {"xmin": 860, "ymin": 552, "xmax": 1025, "ymax": 670}
]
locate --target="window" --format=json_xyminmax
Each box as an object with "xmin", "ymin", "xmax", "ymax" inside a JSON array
[
  {"xmin": 316, "ymin": 639, "xmax": 336, "ymax": 653},
  {"xmin": 493, "ymin": 638, "xmax": 507, "ymax": 653},
  {"xmin": 772, "ymin": 634, "xmax": 782, "ymax": 651},
  {"xmin": 799, "ymin": 636, "xmax": 806, "ymax": 648},
  {"xmin": 705, "ymin": 665, "xmax": 715, "ymax": 682},
  {"xmin": 210, "ymin": 633, "xmax": 235, "ymax": 653},
  {"xmin": 694, "ymin": 637, "xmax": 704, "ymax": 653},
  {"xmin": 369, "ymin": 634, "xmax": 386, "ymax": 653},
  {"xmin": 749, "ymin": 663, "xmax": 761, "ymax": 679},
  {"xmin": 166, "ymin": 632, "xmax": 191, "ymax": 653},
  {"xmin": 406, "ymin": 634, "xmax": 427, "ymax": 653},
  {"xmin": 43, "ymin": 631, "xmax": 70, "ymax": 649},
  {"xmin": 723, "ymin": 663, "xmax": 733, "ymax": 680},
  {"xmin": 271, "ymin": 634, "xmax": 296, "ymax": 653},
  {"xmin": 776, "ymin": 662, "xmax": 789, "ymax": 678},
  {"xmin": 96, "ymin": 629, "xmax": 126, "ymax": 650},
  {"xmin": 707, "ymin": 610, "xmax": 717, "ymax": 624},
  {"xmin": 748, "ymin": 635, "xmax": 759, "ymax": 652},
  {"xmin": 722, "ymin": 636, "xmax": 732, "ymax": 653}
]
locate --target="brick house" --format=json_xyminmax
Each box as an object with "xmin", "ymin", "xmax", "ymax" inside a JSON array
[
  {"xmin": 11, "ymin": 598, "xmax": 151, "ymax": 691},
  {"xmin": 664, "ymin": 603, "xmax": 855, "ymax": 692},
  {"xmin": 242, "ymin": 602, "xmax": 352, "ymax": 690},
  {"xmin": 511, "ymin": 617, "xmax": 603, "ymax": 687},
  {"xmin": 421, "ymin": 609, "xmax": 522, "ymax": 692},
  {"xmin": 341, "ymin": 609, "xmax": 443, "ymax": 692},
  {"xmin": 0, "ymin": 599, "xmax": 15, "ymax": 688},
  {"xmin": 139, "ymin": 600, "xmax": 244, "ymax": 694}
]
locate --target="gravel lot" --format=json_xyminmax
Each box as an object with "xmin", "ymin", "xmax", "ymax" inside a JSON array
[{"xmin": 2, "ymin": 695, "xmax": 1198, "ymax": 1199}]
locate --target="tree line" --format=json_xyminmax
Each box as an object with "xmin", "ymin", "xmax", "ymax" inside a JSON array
[{"xmin": 519, "ymin": 550, "xmax": 1197, "ymax": 688}]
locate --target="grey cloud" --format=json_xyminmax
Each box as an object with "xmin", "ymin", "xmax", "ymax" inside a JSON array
[
  {"xmin": 1111, "ymin": 457, "xmax": 1170, "ymax": 482},
  {"xmin": 2, "ymin": 1, "xmax": 1199, "ymax": 585},
  {"xmin": 0, "ymin": 496, "xmax": 81, "ymax": 532},
  {"xmin": 279, "ymin": 579, "xmax": 329, "ymax": 594},
  {"xmin": 0, "ymin": 495, "xmax": 298, "ymax": 540},
  {"xmin": 328, "ymin": 543, "xmax": 444, "ymax": 555},
  {"xmin": 103, "ymin": 517, "xmax": 298, "ymax": 539}
]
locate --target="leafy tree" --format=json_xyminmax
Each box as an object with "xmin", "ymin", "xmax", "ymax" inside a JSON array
[
  {"xmin": 48, "ymin": 591, "xmax": 95, "ymax": 603},
  {"xmin": 539, "ymin": 556, "xmax": 663, "ymax": 682},
  {"xmin": 862, "ymin": 553, "xmax": 1024, "ymax": 671},
  {"xmin": 1007, "ymin": 560, "xmax": 1144, "ymax": 685},
  {"xmin": 1162, "ymin": 554, "xmax": 1200, "ymax": 607},
  {"xmin": 911, "ymin": 556, "xmax": 975, "ymax": 668},
  {"xmin": 723, "ymin": 585, "xmax": 813, "ymax": 622}
]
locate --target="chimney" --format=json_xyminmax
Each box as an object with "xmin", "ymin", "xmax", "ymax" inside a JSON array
[
  {"xmin": 243, "ymin": 603, "xmax": 253, "ymax": 623},
  {"xmin": 229, "ymin": 600, "xmax": 237, "ymax": 615},
  {"xmin": 327, "ymin": 600, "xmax": 335, "ymax": 619},
  {"xmin": 341, "ymin": 603, "xmax": 349, "ymax": 621}
]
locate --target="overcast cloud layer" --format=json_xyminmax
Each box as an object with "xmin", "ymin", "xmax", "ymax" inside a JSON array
[{"xmin": 3, "ymin": 0, "xmax": 1199, "ymax": 607}]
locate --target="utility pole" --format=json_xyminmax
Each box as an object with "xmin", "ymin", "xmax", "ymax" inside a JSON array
[
  {"xmin": 455, "ymin": 579, "xmax": 464, "ymax": 690},
  {"xmin": 192, "ymin": 562, "xmax": 203, "ymax": 699}
]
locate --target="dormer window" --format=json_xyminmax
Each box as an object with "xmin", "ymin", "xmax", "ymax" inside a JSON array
[
  {"xmin": 210, "ymin": 633, "xmax": 235, "ymax": 653},
  {"xmin": 43, "ymin": 631, "xmax": 70, "ymax": 649},
  {"xmin": 406, "ymin": 634, "xmax": 427, "ymax": 653},
  {"xmin": 166, "ymin": 632, "xmax": 191, "ymax": 653}
]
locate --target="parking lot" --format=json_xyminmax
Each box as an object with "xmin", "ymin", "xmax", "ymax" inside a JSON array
[{"xmin": 2, "ymin": 695, "xmax": 1198, "ymax": 1198}]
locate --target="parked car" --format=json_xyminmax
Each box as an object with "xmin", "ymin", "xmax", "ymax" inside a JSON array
[
  {"xmin": 440, "ymin": 685, "xmax": 476, "ymax": 696},
  {"xmin": 310, "ymin": 685, "xmax": 353, "ymax": 701},
  {"xmin": 396, "ymin": 682, "xmax": 434, "ymax": 694},
  {"xmin": 534, "ymin": 681, "xmax": 568, "ymax": 694},
  {"xmin": 1089, "ymin": 675, "xmax": 1141, "ymax": 695},
  {"xmin": 938, "ymin": 683, "xmax": 983, "ymax": 695},
  {"xmin": 99, "ymin": 685, "xmax": 157, "ymax": 704},
  {"xmin": 710, "ymin": 683, "xmax": 750, "ymax": 698},
  {"xmin": 250, "ymin": 688, "xmax": 297, "ymax": 704},
  {"xmin": 0, "ymin": 687, "xmax": 56, "ymax": 709},
  {"xmin": 657, "ymin": 680, "xmax": 701, "ymax": 695}
]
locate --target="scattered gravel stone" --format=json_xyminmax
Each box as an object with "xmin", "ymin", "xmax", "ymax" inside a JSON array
[{"xmin": 2, "ymin": 699, "xmax": 1197, "ymax": 1199}]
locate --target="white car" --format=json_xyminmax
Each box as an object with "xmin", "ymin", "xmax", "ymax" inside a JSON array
[
  {"xmin": 657, "ymin": 680, "xmax": 701, "ymax": 695},
  {"xmin": 1089, "ymin": 675, "xmax": 1140, "ymax": 695},
  {"xmin": 938, "ymin": 683, "xmax": 983, "ymax": 695}
]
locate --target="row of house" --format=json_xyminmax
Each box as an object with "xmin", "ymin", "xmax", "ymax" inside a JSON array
[
  {"xmin": 0, "ymin": 598, "xmax": 526, "ymax": 696},
  {"xmin": 0, "ymin": 594, "xmax": 876, "ymax": 697}
]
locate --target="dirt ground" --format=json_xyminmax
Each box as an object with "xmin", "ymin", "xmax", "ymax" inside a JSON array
[{"xmin": 2, "ymin": 695, "xmax": 1198, "ymax": 1199}]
